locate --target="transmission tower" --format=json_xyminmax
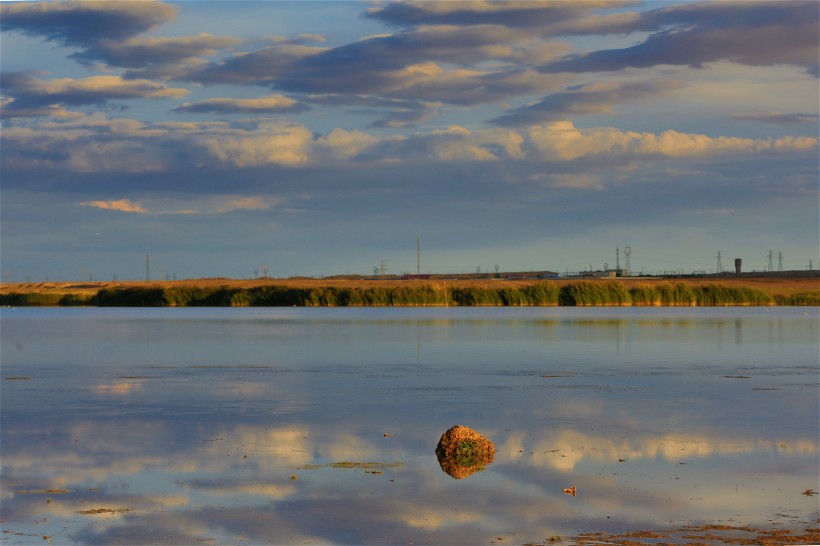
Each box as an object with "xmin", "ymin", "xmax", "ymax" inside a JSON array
[
  {"xmin": 624, "ymin": 246, "xmax": 631, "ymax": 276},
  {"xmin": 716, "ymin": 251, "xmax": 723, "ymax": 274},
  {"xmin": 777, "ymin": 252, "xmax": 783, "ymax": 272},
  {"xmin": 767, "ymin": 251, "xmax": 774, "ymax": 272}
]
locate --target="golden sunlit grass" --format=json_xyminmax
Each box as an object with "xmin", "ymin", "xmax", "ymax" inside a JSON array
[{"xmin": 1, "ymin": 275, "xmax": 817, "ymax": 306}]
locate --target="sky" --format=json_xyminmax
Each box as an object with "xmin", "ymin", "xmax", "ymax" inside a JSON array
[{"xmin": 1, "ymin": 0, "xmax": 818, "ymax": 281}]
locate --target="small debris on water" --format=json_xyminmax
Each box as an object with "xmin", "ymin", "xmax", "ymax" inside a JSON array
[
  {"xmin": 563, "ymin": 486, "xmax": 576, "ymax": 496},
  {"xmin": 76, "ymin": 508, "xmax": 130, "ymax": 515}
]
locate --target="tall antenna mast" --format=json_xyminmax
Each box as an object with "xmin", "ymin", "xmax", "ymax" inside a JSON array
[
  {"xmin": 616, "ymin": 246, "xmax": 620, "ymax": 271},
  {"xmin": 716, "ymin": 251, "xmax": 723, "ymax": 273}
]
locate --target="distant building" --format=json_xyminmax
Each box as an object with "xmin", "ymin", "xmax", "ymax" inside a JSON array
[{"xmin": 574, "ymin": 268, "xmax": 624, "ymax": 278}]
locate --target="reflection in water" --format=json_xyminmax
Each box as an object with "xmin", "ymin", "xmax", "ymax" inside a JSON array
[
  {"xmin": 435, "ymin": 425, "xmax": 495, "ymax": 479},
  {"xmin": 1, "ymin": 307, "xmax": 818, "ymax": 544}
]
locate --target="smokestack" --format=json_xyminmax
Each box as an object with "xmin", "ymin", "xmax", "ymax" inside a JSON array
[{"xmin": 734, "ymin": 258, "xmax": 742, "ymax": 275}]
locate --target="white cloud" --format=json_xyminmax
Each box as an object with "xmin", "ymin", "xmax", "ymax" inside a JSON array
[
  {"xmin": 3, "ymin": 114, "xmax": 816, "ymax": 176},
  {"xmin": 527, "ymin": 120, "xmax": 818, "ymax": 161},
  {"xmin": 175, "ymin": 94, "xmax": 301, "ymax": 114},
  {"xmin": 200, "ymin": 122, "xmax": 313, "ymax": 167},
  {"xmin": 545, "ymin": 173, "xmax": 605, "ymax": 191},
  {"xmin": 210, "ymin": 196, "xmax": 280, "ymax": 213},
  {"xmin": 81, "ymin": 199, "xmax": 147, "ymax": 213},
  {"xmin": 772, "ymin": 136, "xmax": 817, "ymax": 153},
  {"xmin": 316, "ymin": 128, "xmax": 380, "ymax": 160},
  {"xmin": 428, "ymin": 126, "xmax": 525, "ymax": 162},
  {"xmin": 78, "ymin": 195, "xmax": 284, "ymax": 215},
  {"xmin": 12, "ymin": 74, "xmax": 187, "ymax": 103}
]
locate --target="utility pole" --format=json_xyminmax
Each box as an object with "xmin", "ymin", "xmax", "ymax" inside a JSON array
[
  {"xmin": 417, "ymin": 237, "xmax": 420, "ymax": 276},
  {"xmin": 624, "ymin": 246, "xmax": 632, "ymax": 277}
]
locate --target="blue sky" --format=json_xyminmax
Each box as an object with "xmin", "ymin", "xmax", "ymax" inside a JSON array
[{"xmin": 1, "ymin": 0, "xmax": 818, "ymax": 281}]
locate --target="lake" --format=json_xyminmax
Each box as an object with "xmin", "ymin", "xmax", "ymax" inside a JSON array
[{"xmin": 1, "ymin": 307, "xmax": 818, "ymax": 544}]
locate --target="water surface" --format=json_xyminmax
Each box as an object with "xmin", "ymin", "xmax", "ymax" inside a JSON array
[{"xmin": 2, "ymin": 307, "xmax": 818, "ymax": 544}]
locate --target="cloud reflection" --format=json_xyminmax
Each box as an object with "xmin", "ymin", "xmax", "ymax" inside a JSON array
[
  {"xmin": 2, "ymin": 310, "xmax": 817, "ymax": 544},
  {"xmin": 1, "ymin": 416, "xmax": 816, "ymax": 544},
  {"xmin": 93, "ymin": 380, "xmax": 143, "ymax": 395}
]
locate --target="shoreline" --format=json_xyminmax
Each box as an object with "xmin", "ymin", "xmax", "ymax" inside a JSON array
[{"xmin": 2, "ymin": 276, "xmax": 818, "ymax": 307}]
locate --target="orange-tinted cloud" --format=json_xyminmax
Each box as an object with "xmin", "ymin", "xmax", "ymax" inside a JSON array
[{"xmin": 81, "ymin": 199, "xmax": 147, "ymax": 214}]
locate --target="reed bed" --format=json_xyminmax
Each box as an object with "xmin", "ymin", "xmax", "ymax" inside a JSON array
[
  {"xmin": 0, "ymin": 292, "xmax": 94, "ymax": 306},
  {"xmin": 2, "ymin": 281, "xmax": 815, "ymax": 307}
]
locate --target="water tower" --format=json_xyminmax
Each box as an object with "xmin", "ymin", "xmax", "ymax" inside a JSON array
[{"xmin": 734, "ymin": 258, "xmax": 742, "ymax": 274}]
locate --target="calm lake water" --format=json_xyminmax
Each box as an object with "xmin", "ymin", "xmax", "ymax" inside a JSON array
[{"xmin": 1, "ymin": 307, "xmax": 818, "ymax": 545}]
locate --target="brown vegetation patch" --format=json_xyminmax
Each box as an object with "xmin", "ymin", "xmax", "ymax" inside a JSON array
[
  {"xmin": 15, "ymin": 489, "xmax": 70, "ymax": 495},
  {"xmin": 76, "ymin": 508, "xmax": 131, "ymax": 515},
  {"xmin": 299, "ymin": 462, "xmax": 402, "ymax": 472},
  {"xmin": 562, "ymin": 524, "xmax": 820, "ymax": 545},
  {"xmin": 3, "ymin": 274, "xmax": 817, "ymax": 297},
  {"xmin": 435, "ymin": 425, "xmax": 495, "ymax": 479},
  {"xmin": 326, "ymin": 461, "xmax": 402, "ymax": 470}
]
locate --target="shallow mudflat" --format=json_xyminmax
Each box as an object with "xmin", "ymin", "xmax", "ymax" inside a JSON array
[{"xmin": 1, "ymin": 307, "xmax": 818, "ymax": 544}]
